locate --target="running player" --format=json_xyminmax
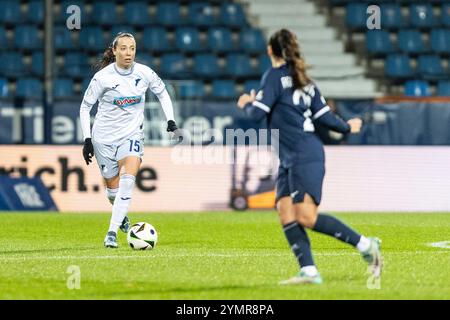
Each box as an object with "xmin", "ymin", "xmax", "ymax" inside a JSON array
[
  {"xmin": 237, "ymin": 29, "xmax": 383, "ymax": 284},
  {"xmin": 79, "ymin": 32, "xmax": 179, "ymax": 248}
]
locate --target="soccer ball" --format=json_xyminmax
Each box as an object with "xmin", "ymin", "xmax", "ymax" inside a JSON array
[{"xmin": 127, "ymin": 222, "xmax": 158, "ymax": 250}]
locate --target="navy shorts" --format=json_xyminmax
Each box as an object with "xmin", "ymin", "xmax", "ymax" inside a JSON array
[{"xmin": 275, "ymin": 161, "xmax": 325, "ymax": 205}]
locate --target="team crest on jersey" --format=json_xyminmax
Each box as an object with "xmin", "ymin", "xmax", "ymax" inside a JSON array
[{"xmin": 113, "ymin": 96, "xmax": 142, "ymax": 108}]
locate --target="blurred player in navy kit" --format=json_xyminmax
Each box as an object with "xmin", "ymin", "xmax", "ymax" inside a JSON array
[{"xmin": 237, "ymin": 29, "xmax": 383, "ymax": 284}]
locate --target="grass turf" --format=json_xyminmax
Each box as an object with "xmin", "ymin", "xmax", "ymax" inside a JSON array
[{"xmin": 0, "ymin": 212, "xmax": 449, "ymax": 300}]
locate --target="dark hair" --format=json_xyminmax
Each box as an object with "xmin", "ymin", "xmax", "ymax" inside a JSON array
[
  {"xmin": 269, "ymin": 29, "xmax": 311, "ymax": 89},
  {"xmin": 95, "ymin": 32, "xmax": 135, "ymax": 70}
]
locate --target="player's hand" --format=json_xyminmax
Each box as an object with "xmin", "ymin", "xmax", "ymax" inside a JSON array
[
  {"xmin": 167, "ymin": 120, "xmax": 183, "ymax": 143},
  {"xmin": 347, "ymin": 118, "xmax": 363, "ymax": 134},
  {"xmin": 82, "ymin": 138, "xmax": 94, "ymax": 165},
  {"xmin": 237, "ymin": 89, "xmax": 256, "ymax": 109}
]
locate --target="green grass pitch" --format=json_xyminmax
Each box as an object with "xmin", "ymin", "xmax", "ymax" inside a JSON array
[{"xmin": 0, "ymin": 211, "xmax": 449, "ymax": 300}]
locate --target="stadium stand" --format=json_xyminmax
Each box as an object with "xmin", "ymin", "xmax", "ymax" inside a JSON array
[
  {"xmin": 323, "ymin": 0, "xmax": 450, "ymax": 96},
  {"xmin": 0, "ymin": 0, "xmax": 449, "ymax": 99}
]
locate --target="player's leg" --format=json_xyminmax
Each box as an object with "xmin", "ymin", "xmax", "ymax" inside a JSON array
[
  {"xmin": 293, "ymin": 162, "xmax": 382, "ymax": 276},
  {"xmin": 276, "ymin": 166, "xmax": 321, "ymax": 285},
  {"xmin": 107, "ymin": 134, "xmax": 144, "ymax": 241},
  {"xmin": 91, "ymin": 140, "xmax": 122, "ymax": 248}
]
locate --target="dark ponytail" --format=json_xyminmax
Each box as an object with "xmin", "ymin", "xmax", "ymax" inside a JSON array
[
  {"xmin": 95, "ymin": 47, "xmax": 115, "ymax": 71},
  {"xmin": 269, "ymin": 29, "xmax": 311, "ymax": 90},
  {"xmin": 95, "ymin": 32, "xmax": 135, "ymax": 71}
]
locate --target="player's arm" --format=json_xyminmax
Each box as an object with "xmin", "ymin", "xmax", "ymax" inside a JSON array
[
  {"xmin": 310, "ymin": 86, "xmax": 361, "ymax": 134},
  {"xmin": 147, "ymin": 69, "xmax": 179, "ymax": 134},
  {"xmin": 79, "ymin": 77, "xmax": 103, "ymax": 165},
  {"xmin": 237, "ymin": 69, "xmax": 279, "ymax": 122}
]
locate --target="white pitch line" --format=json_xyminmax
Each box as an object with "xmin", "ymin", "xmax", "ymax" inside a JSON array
[
  {"xmin": 0, "ymin": 250, "xmax": 448, "ymax": 261},
  {"xmin": 428, "ymin": 241, "xmax": 450, "ymax": 249}
]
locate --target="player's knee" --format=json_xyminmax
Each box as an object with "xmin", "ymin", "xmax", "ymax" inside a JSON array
[{"xmin": 297, "ymin": 213, "xmax": 317, "ymax": 229}]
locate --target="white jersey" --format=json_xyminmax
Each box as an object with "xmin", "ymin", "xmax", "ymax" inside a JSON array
[{"xmin": 81, "ymin": 62, "xmax": 166, "ymax": 145}]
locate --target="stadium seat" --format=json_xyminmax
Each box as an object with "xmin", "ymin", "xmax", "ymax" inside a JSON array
[
  {"xmin": 54, "ymin": 78, "xmax": 75, "ymax": 98},
  {"xmin": 135, "ymin": 54, "xmax": 155, "ymax": 68},
  {"xmin": 430, "ymin": 29, "xmax": 450, "ymax": 55},
  {"xmin": 397, "ymin": 30, "xmax": 426, "ymax": 55},
  {"xmin": 243, "ymin": 80, "xmax": 261, "ymax": 93},
  {"xmin": 30, "ymin": 51, "xmax": 44, "ymax": 77},
  {"xmin": 0, "ymin": 78, "xmax": 8, "ymax": 98},
  {"xmin": 63, "ymin": 52, "xmax": 91, "ymax": 78},
  {"xmin": 442, "ymin": 3, "xmax": 450, "ymax": 27},
  {"xmin": 27, "ymin": 0, "xmax": 44, "ymax": 24},
  {"xmin": 193, "ymin": 54, "xmax": 222, "ymax": 79},
  {"xmin": 0, "ymin": 27, "xmax": 9, "ymax": 49},
  {"xmin": 239, "ymin": 28, "xmax": 266, "ymax": 54},
  {"xmin": 14, "ymin": 25, "xmax": 42, "ymax": 50},
  {"xmin": 79, "ymin": 26, "xmax": 106, "ymax": 52},
  {"xmin": 178, "ymin": 81, "xmax": 205, "ymax": 99},
  {"xmin": 437, "ymin": 81, "xmax": 450, "ymax": 96},
  {"xmin": 380, "ymin": 3, "xmax": 404, "ymax": 29},
  {"xmin": 211, "ymin": 80, "xmax": 237, "ymax": 99},
  {"xmin": 123, "ymin": 2, "xmax": 151, "ymax": 27},
  {"xmin": 207, "ymin": 27, "xmax": 235, "ymax": 53},
  {"xmin": 0, "ymin": 52, "xmax": 25, "ymax": 77},
  {"xmin": 0, "ymin": 0, "xmax": 22, "ymax": 25},
  {"xmin": 417, "ymin": 55, "xmax": 445, "ymax": 80},
  {"xmin": 141, "ymin": 27, "xmax": 172, "ymax": 53},
  {"xmin": 346, "ymin": 3, "xmax": 367, "ymax": 30},
  {"xmin": 365, "ymin": 30, "xmax": 394, "ymax": 56},
  {"xmin": 16, "ymin": 78, "xmax": 43, "ymax": 99},
  {"xmin": 175, "ymin": 27, "xmax": 203, "ymax": 52},
  {"xmin": 156, "ymin": 3, "xmax": 182, "ymax": 27},
  {"xmin": 385, "ymin": 54, "xmax": 414, "ymax": 79},
  {"xmin": 54, "ymin": 27, "xmax": 75, "ymax": 51},
  {"xmin": 220, "ymin": 3, "xmax": 247, "ymax": 28},
  {"xmin": 225, "ymin": 54, "xmax": 254, "ymax": 78},
  {"xmin": 159, "ymin": 53, "xmax": 190, "ymax": 79},
  {"xmin": 404, "ymin": 80, "xmax": 430, "ymax": 97},
  {"xmin": 91, "ymin": 2, "xmax": 118, "ymax": 26},
  {"xmin": 110, "ymin": 26, "xmax": 137, "ymax": 38},
  {"xmin": 410, "ymin": 4, "xmax": 437, "ymax": 29},
  {"xmin": 188, "ymin": 2, "xmax": 217, "ymax": 27}
]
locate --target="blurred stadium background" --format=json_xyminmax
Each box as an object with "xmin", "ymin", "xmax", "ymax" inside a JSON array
[
  {"xmin": 1, "ymin": 0, "xmax": 450, "ymax": 301},
  {"xmin": 1, "ymin": 0, "xmax": 450, "ymax": 213}
]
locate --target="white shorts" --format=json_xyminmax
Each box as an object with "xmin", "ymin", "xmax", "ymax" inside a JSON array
[{"xmin": 92, "ymin": 132, "xmax": 144, "ymax": 179}]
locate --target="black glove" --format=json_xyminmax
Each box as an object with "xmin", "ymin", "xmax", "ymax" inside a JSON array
[
  {"xmin": 166, "ymin": 120, "xmax": 178, "ymax": 132},
  {"xmin": 167, "ymin": 120, "xmax": 183, "ymax": 143},
  {"xmin": 82, "ymin": 138, "xmax": 94, "ymax": 165}
]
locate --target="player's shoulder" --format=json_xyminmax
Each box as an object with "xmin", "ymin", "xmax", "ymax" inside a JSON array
[
  {"xmin": 92, "ymin": 63, "xmax": 115, "ymax": 80},
  {"xmin": 134, "ymin": 62, "xmax": 156, "ymax": 75},
  {"xmin": 261, "ymin": 66, "xmax": 280, "ymax": 84}
]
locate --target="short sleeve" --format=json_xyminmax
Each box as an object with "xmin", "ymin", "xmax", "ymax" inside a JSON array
[
  {"xmin": 252, "ymin": 69, "xmax": 280, "ymax": 113},
  {"xmin": 82, "ymin": 77, "xmax": 104, "ymax": 106}
]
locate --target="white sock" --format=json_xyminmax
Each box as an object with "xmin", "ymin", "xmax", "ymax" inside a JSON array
[
  {"xmin": 357, "ymin": 235, "xmax": 371, "ymax": 252},
  {"xmin": 108, "ymin": 174, "xmax": 135, "ymax": 233},
  {"xmin": 106, "ymin": 187, "xmax": 118, "ymax": 205},
  {"xmin": 301, "ymin": 265, "xmax": 319, "ymax": 277}
]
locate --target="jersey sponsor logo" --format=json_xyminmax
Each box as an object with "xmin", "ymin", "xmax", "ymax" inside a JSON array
[{"xmin": 113, "ymin": 96, "xmax": 142, "ymax": 108}]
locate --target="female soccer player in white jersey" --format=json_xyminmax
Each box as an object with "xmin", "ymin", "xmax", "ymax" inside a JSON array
[{"xmin": 79, "ymin": 32, "xmax": 179, "ymax": 248}]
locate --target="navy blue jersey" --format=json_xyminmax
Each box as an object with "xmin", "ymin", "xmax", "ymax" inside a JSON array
[{"xmin": 244, "ymin": 64, "xmax": 350, "ymax": 167}]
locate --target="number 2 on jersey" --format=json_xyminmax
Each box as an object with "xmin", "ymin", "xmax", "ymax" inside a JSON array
[{"xmin": 129, "ymin": 140, "xmax": 141, "ymax": 152}]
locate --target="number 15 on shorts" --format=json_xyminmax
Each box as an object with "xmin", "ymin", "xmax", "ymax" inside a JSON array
[{"xmin": 129, "ymin": 140, "xmax": 141, "ymax": 152}]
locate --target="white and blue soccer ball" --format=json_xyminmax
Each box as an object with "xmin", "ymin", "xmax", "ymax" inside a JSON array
[{"xmin": 127, "ymin": 222, "xmax": 158, "ymax": 250}]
